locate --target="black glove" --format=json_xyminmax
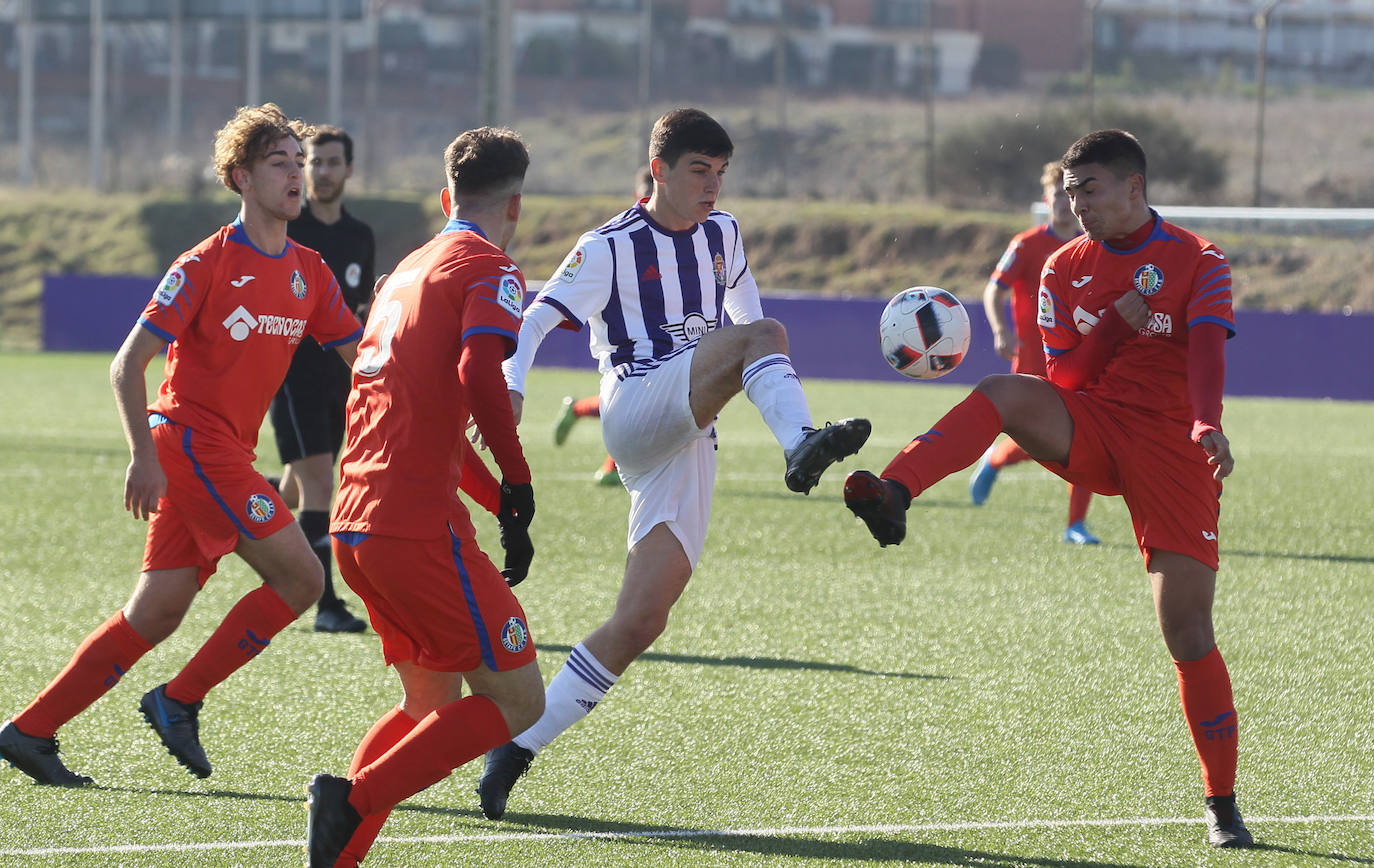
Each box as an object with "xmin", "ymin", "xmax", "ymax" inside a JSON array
[{"xmin": 498, "ymin": 482, "xmax": 535, "ymax": 587}]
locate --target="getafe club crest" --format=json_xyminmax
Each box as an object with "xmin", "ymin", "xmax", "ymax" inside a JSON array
[
  {"xmin": 500, "ymin": 617, "xmax": 529, "ymax": 653},
  {"xmin": 246, "ymin": 493, "xmax": 276, "ymax": 523},
  {"xmin": 290, "ymin": 270, "xmax": 307, "ymax": 300},
  {"xmin": 713, "ymin": 253, "xmax": 726, "ymax": 286},
  {"xmin": 1133, "ymin": 263, "xmax": 1164, "ymax": 296}
]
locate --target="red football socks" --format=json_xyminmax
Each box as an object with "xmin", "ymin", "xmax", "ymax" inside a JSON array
[
  {"xmin": 348, "ymin": 695, "xmax": 509, "ymax": 818},
  {"xmin": 883, "ymin": 390, "xmax": 1003, "ymax": 498},
  {"xmin": 164, "ymin": 584, "xmax": 297, "ymax": 705},
  {"xmin": 572, "ymin": 397, "xmax": 601, "ymax": 418},
  {"xmin": 990, "ymin": 437, "xmax": 1029, "ymax": 469},
  {"xmin": 1175, "ymin": 645, "xmax": 1238, "ymax": 797},
  {"xmin": 14, "ymin": 610, "xmax": 153, "ymax": 738},
  {"xmin": 1067, "ymin": 484, "xmax": 1093, "ymax": 526},
  {"xmin": 336, "ymin": 706, "xmax": 421, "ymax": 868}
]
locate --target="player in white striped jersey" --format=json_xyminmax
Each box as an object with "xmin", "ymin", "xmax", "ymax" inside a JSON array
[{"xmin": 479, "ymin": 109, "xmax": 869, "ymax": 817}]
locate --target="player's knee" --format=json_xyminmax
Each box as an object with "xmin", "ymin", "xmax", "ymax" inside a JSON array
[
  {"xmin": 500, "ymin": 686, "xmax": 546, "ymax": 736},
  {"xmin": 976, "ymin": 374, "xmax": 1038, "ymax": 423},
  {"xmin": 749, "ymin": 317, "xmax": 789, "ymax": 353},
  {"xmin": 264, "ymin": 558, "xmax": 324, "ymax": 615}
]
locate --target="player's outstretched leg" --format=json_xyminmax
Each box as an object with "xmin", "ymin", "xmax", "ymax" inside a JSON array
[
  {"xmin": 0, "ymin": 720, "xmax": 93, "ymax": 787},
  {"xmin": 843, "ymin": 471, "xmax": 911, "ymax": 547},
  {"xmin": 476, "ymin": 741, "xmax": 534, "ymax": 820},
  {"xmin": 1204, "ymin": 795, "xmax": 1254, "ymax": 848},
  {"xmin": 306, "ymin": 773, "xmax": 363, "ymax": 867},
  {"xmin": 139, "ymin": 684, "xmax": 211, "ymax": 778},
  {"xmin": 784, "ymin": 418, "xmax": 871, "ymax": 494}
]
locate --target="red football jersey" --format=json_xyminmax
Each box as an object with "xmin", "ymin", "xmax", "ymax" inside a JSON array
[
  {"xmin": 138, "ymin": 220, "xmax": 363, "ymax": 455},
  {"xmin": 989, "ymin": 223, "xmax": 1078, "ymax": 375},
  {"xmin": 1038, "ymin": 214, "xmax": 1234, "ymax": 424},
  {"xmin": 332, "ymin": 221, "xmax": 526, "ymax": 540}
]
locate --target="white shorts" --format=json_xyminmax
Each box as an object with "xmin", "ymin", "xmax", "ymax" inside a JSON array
[{"xmin": 600, "ymin": 345, "xmax": 716, "ymax": 568}]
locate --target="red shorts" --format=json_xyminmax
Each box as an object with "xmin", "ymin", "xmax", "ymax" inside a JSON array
[
  {"xmin": 1036, "ymin": 386, "xmax": 1223, "ymax": 571},
  {"xmin": 332, "ymin": 526, "xmax": 536, "ymax": 673},
  {"xmin": 143, "ymin": 416, "xmax": 296, "ymax": 584}
]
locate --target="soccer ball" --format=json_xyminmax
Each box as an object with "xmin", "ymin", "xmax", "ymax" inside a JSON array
[{"xmin": 878, "ymin": 286, "xmax": 971, "ymax": 380}]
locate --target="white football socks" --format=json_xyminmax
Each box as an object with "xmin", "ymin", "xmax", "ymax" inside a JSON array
[
  {"xmin": 512, "ymin": 642, "xmax": 618, "ymax": 755},
  {"xmin": 741, "ymin": 353, "xmax": 813, "ymax": 453}
]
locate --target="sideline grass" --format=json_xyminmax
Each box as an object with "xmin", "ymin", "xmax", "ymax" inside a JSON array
[{"xmin": 0, "ymin": 353, "xmax": 1371, "ymax": 866}]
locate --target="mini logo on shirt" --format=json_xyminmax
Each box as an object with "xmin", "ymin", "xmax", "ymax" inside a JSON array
[
  {"xmin": 642, "ymin": 264, "xmax": 662, "ymax": 282},
  {"xmin": 230, "ymin": 274, "xmax": 256, "ymax": 288},
  {"xmin": 558, "ymin": 247, "xmax": 585, "ymax": 283},
  {"xmin": 662, "ymin": 312, "xmax": 716, "ymax": 342},
  {"xmin": 1133, "ymin": 263, "xmax": 1164, "ymax": 296},
  {"xmin": 498, "ymin": 273, "xmax": 524, "ymax": 319},
  {"xmin": 290, "ymin": 270, "xmax": 307, "ymax": 300},
  {"xmin": 155, "ymin": 267, "xmax": 186, "ymax": 306},
  {"xmin": 222, "ymin": 305, "xmax": 259, "ymax": 341},
  {"xmin": 1202, "ymin": 530, "xmax": 1217, "ymax": 540},
  {"xmin": 1037, "ymin": 286, "xmax": 1055, "ymax": 328},
  {"xmin": 1071, "ymin": 275, "xmax": 1094, "ymax": 288},
  {"xmin": 713, "ymin": 253, "xmax": 727, "ymax": 286},
  {"xmin": 345, "ymin": 262, "xmax": 362, "ymax": 288},
  {"xmin": 500, "ymin": 617, "xmax": 529, "ymax": 653},
  {"xmin": 245, "ymin": 493, "xmax": 276, "ymax": 523}
]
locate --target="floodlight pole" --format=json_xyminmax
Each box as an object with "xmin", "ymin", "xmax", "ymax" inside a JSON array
[
  {"xmin": 168, "ymin": 0, "xmax": 184, "ymax": 159},
  {"xmin": 328, "ymin": 0, "xmax": 344, "ymax": 125},
  {"xmin": 775, "ymin": 0, "xmax": 789, "ymax": 197},
  {"xmin": 18, "ymin": 0, "xmax": 34, "ymax": 186},
  {"xmin": 924, "ymin": 0, "xmax": 935, "ymax": 197},
  {"xmin": 246, "ymin": 0, "xmax": 262, "ymax": 107},
  {"xmin": 1085, "ymin": 0, "xmax": 1103, "ymax": 128},
  {"xmin": 90, "ymin": 0, "xmax": 106, "ymax": 191},
  {"xmin": 1253, "ymin": 0, "xmax": 1282, "ymax": 207}
]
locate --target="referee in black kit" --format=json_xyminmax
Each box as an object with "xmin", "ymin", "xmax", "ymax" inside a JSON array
[{"xmin": 269, "ymin": 125, "xmax": 375, "ymax": 633}]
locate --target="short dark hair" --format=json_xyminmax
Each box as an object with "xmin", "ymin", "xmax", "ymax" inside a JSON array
[
  {"xmin": 310, "ymin": 124, "xmax": 353, "ymax": 165},
  {"xmin": 649, "ymin": 108, "xmax": 733, "ymax": 168},
  {"xmin": 444, "ymin": 127, "xmax": 529, "ymax": 199},
  {"xmin": 1060, "ymin": 129, "xmax": 1147, "ymax": 183}
]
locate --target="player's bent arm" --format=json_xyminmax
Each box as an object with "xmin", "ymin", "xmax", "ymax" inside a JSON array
[
  {"xmin": 501, "ymin": 299, "xmax": 565, "ymax": 397},
  {"xmin": 464, "ymin": 333, "xmax": 531, "ymax": 486},
  {"xmin": 1044, "ymin": 301, "xmax": 1137, "ymax": 391},
  {"xmin": 982, "ymin": 280, "xmax": 1015, "ymax": 360},
  {"xmin": 109, "ymin": 324, "xmax": 168, "ymax": 520},
  {"xmin": 334, "ymin": 338, "xmax": 360, "ymax": 367},
  {"xmin": 723, "ymin": 267, "xmax": 764, "ymax": 325}
]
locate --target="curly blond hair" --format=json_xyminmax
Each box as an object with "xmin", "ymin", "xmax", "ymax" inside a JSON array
[{"xmin": 212, "ymin": 103, "xmax": 315, "ymax": 194}]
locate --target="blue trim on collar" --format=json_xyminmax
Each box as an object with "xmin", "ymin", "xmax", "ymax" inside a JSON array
[{"xmin": 441, "ymin": 218, "xmax": 487, "ymax": 239}]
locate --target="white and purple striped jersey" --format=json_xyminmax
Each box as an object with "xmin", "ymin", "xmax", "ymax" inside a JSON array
[{"xmin": 503, "ymin": 203, "xmax": 764, "ymax": 392}]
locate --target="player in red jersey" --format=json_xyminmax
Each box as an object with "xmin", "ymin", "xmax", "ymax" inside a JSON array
[
  {"xmin": 304, "ymin": 127, "xmax": 543, "ymax": 868},
  {"xmin": 970, "ymin": 161, "xmax": 1099, "ymax": 545},
  {"xmin": 0, "ymin": 104, "xmax": 363, "ymax": 787},
  {"xmin": 843, "ymin": 130, "xmax": 1252, "ymax": 849}
]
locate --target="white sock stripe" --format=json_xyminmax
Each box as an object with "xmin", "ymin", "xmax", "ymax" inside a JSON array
[
  {"xmin": 741, "ymin": 353, "xmax": 794, "ymax": 386},
  {"xmin": 567, "ymin": 646, "xmax": 616, "ymax": 693}
]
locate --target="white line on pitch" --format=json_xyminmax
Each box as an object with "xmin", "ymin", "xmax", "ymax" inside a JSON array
[{"xmin": 3, "ymin": 814, "xmax": 1372, "ymax": 858}]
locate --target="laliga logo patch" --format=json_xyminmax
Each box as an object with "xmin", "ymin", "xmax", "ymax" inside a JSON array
[
  {"xmin": 713, "ymin": 253, "xmax": 726, "ymax": 286},
  {"xmin": 155, "ymin": 267, "xmax": 186, "ymax": 306},
  {"xmin": 245, "ymin": 493, "xmax": 276, "ymax": 523},
  {"xmin": 559, "ymin": 247, "xmax": 586, "ymax": 283},
  {"xmin": 345, "ymin": 262, "xmax": 362, "ymax": 288},
  {"xmin": 498, "ymin": 273, "xmax": 524, "ymax": 319},
  {"xmin": 1133, "ymin": 263, "xmax": 1164, "ymax": 296},
  {"xmin": 290, "ymin": 270, "xmax": 307, "ymax": 300},
  {"xmin": 500, "ymin": 617, "xmax": 529, "ymax": 653},
  {"xmin": 1036, "ymin": 286, "xmax": 1055, "ymax": 328}
]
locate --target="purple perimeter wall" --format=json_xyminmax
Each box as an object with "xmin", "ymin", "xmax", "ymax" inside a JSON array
[{"xmin": 41, "ymin": 275, "xmax": 1374, "ymax": 401}]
